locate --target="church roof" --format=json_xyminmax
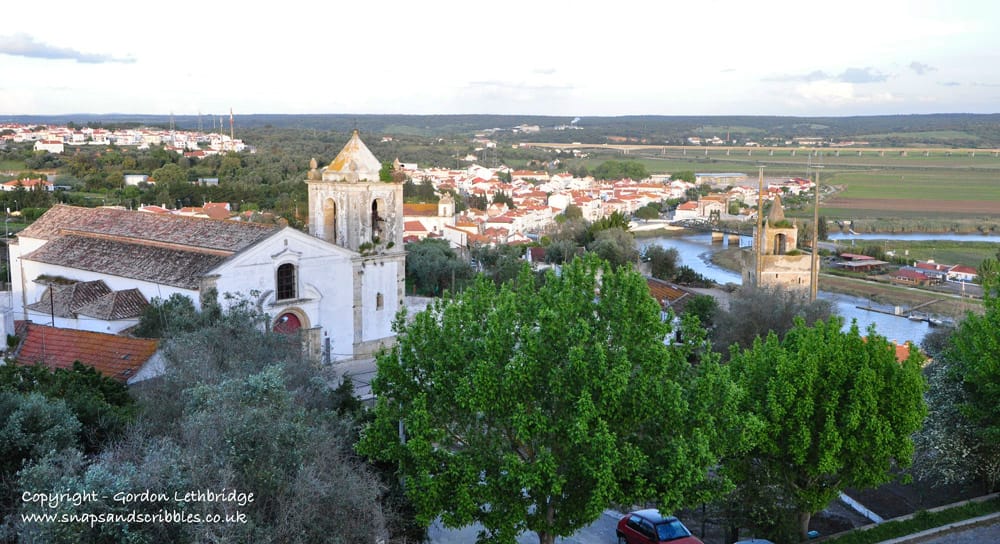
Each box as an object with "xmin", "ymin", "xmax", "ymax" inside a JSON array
[
  {"xmin": 24, "ymin": 234, "xmax": 229, "ymax": 289},
  {"xmin": 767, "ymin": 193, "xmax": 786, "ymax": 224},
  {"xmin": 19, "ymin": 205, "xmax": 278, "ymax": 253},
  {"xmin": 323, "ymin": 130, "xmax": 382, "ymax": 182}
]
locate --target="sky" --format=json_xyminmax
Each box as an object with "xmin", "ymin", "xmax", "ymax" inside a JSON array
[{"xmin": 2, "ymin": 0, "xmax": 998, "ymax": 117}]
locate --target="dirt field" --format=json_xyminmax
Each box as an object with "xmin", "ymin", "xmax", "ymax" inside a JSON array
[{"xmin": 824, "ymin": 197, "xmax": 1000, "ymax": 215}]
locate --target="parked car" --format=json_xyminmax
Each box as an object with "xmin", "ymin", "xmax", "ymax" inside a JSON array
[{"xmin": 616, "ymin": 509, "xmax": 704, "ymax": 544}]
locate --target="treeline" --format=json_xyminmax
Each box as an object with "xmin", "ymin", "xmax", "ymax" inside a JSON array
[{"xmin": 9, "ymin": 113, "xmax": 1000, "ymax": 147}]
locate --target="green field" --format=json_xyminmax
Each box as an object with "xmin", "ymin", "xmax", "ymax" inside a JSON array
[
  {"xmin": 858, "ymin": 130, "xmax": 982, "ymax": 141},
  {"xmin": 0, "ymin": 160, "xmax": 27, "ymax": 172},
  {"xmin": 831, "ymin": 240, "xmax": 998, "ymax": 268},
  {"xmin": 829, "ymin": 170, "xmax": 1000, "ymax": 201}
]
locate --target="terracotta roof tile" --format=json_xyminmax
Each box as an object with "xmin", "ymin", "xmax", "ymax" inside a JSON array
[
  {"xmin": 75, "ymin": 289, "xmax": 148, "ymax": 320},
  {"xmin": 19, "ymin": 205, "xmax": 277, "ymax": 252},
  {"xmin": 28, "ymin": 280, "xmax": 112, "ymax": 318},
  {"xmin": 25, "ymin": 235, "xmax": 227, "ymax": 289},
  {"xmin": 15, "ymin": 323, "xmax": 159, "ymax": 383}
]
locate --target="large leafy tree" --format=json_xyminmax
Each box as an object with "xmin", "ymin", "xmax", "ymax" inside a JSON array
[
  {"xmin": 727, "ymin": 318, "xmax": 927, "ymax": 540},
  {"xmin": 587, "ymin": 227, "xmax": 639, "ymax": 269},
  {"xmin": 405, "ymin": 238, "xmax": 473, "ymax": 295},
  {"xmin": 358, "ymin": 256, "xmax": 746, "ymax": 544},
  {"xmin": 711, "ymin": 285, "xmax": 834, "ymax": 355},
  {"xmin": 0, "ymin": 362, "xmax": 135, "ymax": 454},
  {"xmin": 643, "ymin": 244, "xmax": 680, "ymax": 281},
  {"xmin": 916, "ymin": 276, "xmax": 1000, "ymax": 492}
]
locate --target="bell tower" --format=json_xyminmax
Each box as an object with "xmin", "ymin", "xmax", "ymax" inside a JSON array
[
  {"xmin": 305, "ymin": 130, "xmax": 405, "ymax": 358},
  {"xmin": 306, "ymin": 130, "xmax": 403, "ymax": 251}
]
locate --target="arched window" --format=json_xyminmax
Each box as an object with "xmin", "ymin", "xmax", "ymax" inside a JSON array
[
  {"xmin": 371, "ymin": 198, "xmax": 386, "ymax": 242},
  {"xmin": 376, "ymin": 292, "xmax": 384, "ymax": 310},
  {"xmin": 276, "ymin": 263, "xmax": 296, "ymax": 300}
]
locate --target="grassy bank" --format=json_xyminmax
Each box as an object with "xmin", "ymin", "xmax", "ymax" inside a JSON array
[
  {"xmin": 822, "ymin": 496, "xmax": 1000, "ymax": 544},
  {"xmin": 709, "ymin": 248, "xmax": 983, "ymax": 320}
]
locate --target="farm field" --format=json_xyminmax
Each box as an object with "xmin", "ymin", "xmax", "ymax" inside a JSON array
[
  {"xmin": 0, "ymin": 159, "xmax": 26, "ymax": 173},
  {"xmin": 591, "ymin": 149, "xmax": 1000, "ymax": 221}
]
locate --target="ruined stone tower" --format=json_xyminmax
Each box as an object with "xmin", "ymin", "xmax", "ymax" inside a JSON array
[{"xmin": 741, "ymin": 193, "xmax": 811, "ymax": 291}]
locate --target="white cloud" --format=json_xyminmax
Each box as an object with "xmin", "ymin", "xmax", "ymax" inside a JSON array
[{"xmin": 792, "ymin": 81, "xmax": 898, "ymax": 106}]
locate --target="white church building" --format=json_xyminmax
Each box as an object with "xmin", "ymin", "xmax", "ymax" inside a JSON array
[{"xmin": 6, "ymin": 131, "xmax": 404, "ymax": 362}]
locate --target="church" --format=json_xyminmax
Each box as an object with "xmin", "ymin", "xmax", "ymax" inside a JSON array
[{"xmin": 6, "ymin": 131, "xmax": 404, "ymax": 364}]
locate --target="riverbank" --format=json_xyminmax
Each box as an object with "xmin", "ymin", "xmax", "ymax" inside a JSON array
[{"xmin": 710, "ymin": 247, "xmax": 983, "ymax": 321}]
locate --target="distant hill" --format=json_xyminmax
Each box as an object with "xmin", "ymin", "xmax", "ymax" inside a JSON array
[{"xmin": 4, "ymin": 113, "xmax": 1000, "ymax": 148}]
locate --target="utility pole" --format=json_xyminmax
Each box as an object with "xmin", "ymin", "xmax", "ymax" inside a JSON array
[
  {"xmin": 754, "ymin": 165, "xmax": 766, "ymax": 287},
  {"xmin": 809, "ymin": 165, "xmax": 824, "ymax": 301}
]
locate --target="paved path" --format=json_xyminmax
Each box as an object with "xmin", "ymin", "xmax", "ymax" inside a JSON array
[{"xmin": 905, "ymin": 521, "xmax": 1000, "ymax": 544}]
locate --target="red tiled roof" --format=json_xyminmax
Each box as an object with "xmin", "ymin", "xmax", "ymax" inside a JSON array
[
  {"xmin": 15, "ymin": 323, "xmax": 159, "ymax": 383},
  {"xmin": 894, "ymin": 269, "xmax": 929, "ymax": 281},
  {"xmin": 404, "ymin": 220, "xmax": 428, "ymax": 232},
  {"xmin": 403, "ymin": 203, "xmax": 438, "ymax": 217},
  {"xmin": 645, "ymin": 277, "xmax": 689, "ymax": 305}
]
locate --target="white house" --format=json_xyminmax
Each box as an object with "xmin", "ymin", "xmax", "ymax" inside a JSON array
[
  {"xmin": 2, "ymin": 178, "xmax": 53, "ymax": 192},
  {"xmin": 9, "ymin": 131, "xmax": 404, "ymax": 363},
  {"xmin": 33, "ymin": 140, "xmax": 65, "ymax": 154}
]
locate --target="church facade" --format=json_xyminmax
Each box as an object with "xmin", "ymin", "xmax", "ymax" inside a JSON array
[{"xmin": 6, "ymin": 131, "xmax": 403, "ymax": 362}]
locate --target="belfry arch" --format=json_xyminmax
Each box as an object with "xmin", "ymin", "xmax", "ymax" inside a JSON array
[{"xmin": 323, "ymin": 198, "xmax": 337, "ymax": 244}]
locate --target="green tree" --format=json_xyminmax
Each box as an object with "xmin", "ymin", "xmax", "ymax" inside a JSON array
[
  {"xmin": 634, "ymin": 203, "xmax": 660, "ymax": 221},
  {"xmin": 470, "ymin": 243, "xmax": 525, "ymax": 286},
  {"xmin": 589, "ymin": 210, "xmax": 631, "ymax": 237},
  {"xmin": 358, "ymin": 257, "xmax": 745, "ymax": 544},
  {"xmin": 976, "ymin": 256, "xmax": 999, "ymax": 285},
  {"xmin": 587, "ymin": 227, "xmax": 638, "ymax": 269},
  {"xmin": 562, "ymin": 204, "xmax": 583, "ymax": 221},
  {"xmin": 0, "ymin": 362, "xmax": 134, "ymax": 454},
  {"xmin": 133, "ymin": 292, "xmax": 202, "ymax": 338},
  {"xmin": 711, "ymin": 285, "xmax": 834, "ymax": 354},
  {"xmin": 405, "ymin": 238, "xmax": 472, "ymax": 295},
  {"xmin": 817, "ymin": 215, "xmax": 829, "ymax": 241},
  {"xmin": 0, "ymin": 391, "xmax": 81, "ymax": 520},
  {"xmin": 728, "ymin": 318, "xmax": 927, "ymax": 540},
  {"xmin": 916, "ymin": 275, "xmax": 1000, "ymax": 492},
  {"xmin": 151, "ymin": 162, "xmax": 187, "ymax": 184},
  {"xmin": 644, "ymin": 244, "xmax": 679, "ymax": 281},
  {"xmin": 592, "ymin": 160, "xmax": 649, "ymax": 181},
  {"xmin": 544, "ymin": 238, "xmax": 579, "ymax": 265},
  {"xmin": 491, "ymin": 191, "xmax": 516, "ymax": 210},
  {"xmin": 671, "ymin": 171, "xmax": 696, "ymax": 183},
  {"xmin": 684, "ymin": 294, "xmax": 719, "ymax": 329}
]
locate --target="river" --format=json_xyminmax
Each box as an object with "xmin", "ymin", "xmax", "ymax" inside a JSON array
[{"xmin": 637, "ymin": 234, "xmax": 933, "ymax": 345}]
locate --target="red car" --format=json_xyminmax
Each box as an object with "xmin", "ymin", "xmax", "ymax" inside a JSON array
[{"xmin": 616, "ymin": 509, "xmax": 704, "ymax": 544}]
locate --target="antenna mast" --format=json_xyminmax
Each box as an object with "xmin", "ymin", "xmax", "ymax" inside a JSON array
[{"xmin": 755, "ymin": 165, "xmax": 765, "ymax": 287}]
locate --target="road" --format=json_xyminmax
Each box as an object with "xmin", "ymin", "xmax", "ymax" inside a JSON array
[{"xmin": 428, "ymin": 509, "xmax": 621, "ymax": 544}]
